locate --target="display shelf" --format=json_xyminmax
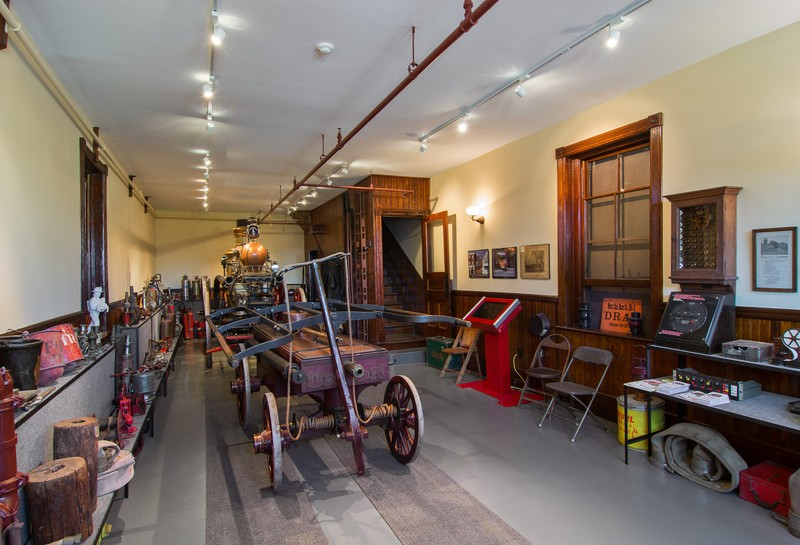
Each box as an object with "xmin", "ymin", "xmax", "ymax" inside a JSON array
[
  {"xmin": 13, "ymin": 344, "xmax": 116, "ymax": 545},
  {"xmin": 86, "ymin": 328, "xmax": 181, "ymax": 544},
  {"xmin": 14, "ymin": 344, "xmax": 115, "ymax": 428},
  {"xmin": 11, "ymin": 326, "xmax": 181, "ymax": 545},
  {"xmin": 621, "ymin": 343, "xmax": 800, "ymax": 464},
  {"xmin": 649, "ymin": 343, "xmax": 800, "ymax": 375}
]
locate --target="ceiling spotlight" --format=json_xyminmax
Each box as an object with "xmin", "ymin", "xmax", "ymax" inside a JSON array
[
  {"xmin": 203, "ymin": 202, "xmax": 209, "ymax": 209},
  {"xmin": 211, "ymin": 27, "xmax": 227, "ymax": 46},
  {"xmin": 457, "ymin": 117, "xmax": 468, "ymax": 133},
  {"xmin": 288, "ymin": 206, "xmax": 297, "ymax": 212},
  {"xmin": 606, "ymin": 27, "xmax": 620, "ymax": 48},
  {"xmin": 419, "ymin": 142, "xmax": 427, "ymax": 152},
  {"xmin": 340, "ymin": 164, "xmax": 348, "ymax": 175},
  {"xmin": 203, "ymin": 154, "xmax": 211, "ymax": 166},
  {"xmin": 202, "ymin": 194, "xmax": 208, "ymax": 201},
  {"xmin": 324, "ymin": 177, "xmax": 332, "ymax": 186},
  {"xmin": 201, "ymin": 185, "xmax": 209, "ymax": 193},
  {"xmin": 316, "ymin": 42, "xmax": 334, "ymax": 55},
  {"xmin": 204, "ymin": 169, "xmax": 210, "ymax": 179},
  {"xmin": 298, "ymin": 198, "xmax": 308, "ymax": 206},
  {"xmin": 202, "ymin": 83, "xmax": 213, "ymax": 98},
  {"xmin": 514, "ymin": 83, "xmax": 526, "ymax": 97},
  {"xmin": 307, "ymin": 190, "xmax": 318, "ymax": 198}
]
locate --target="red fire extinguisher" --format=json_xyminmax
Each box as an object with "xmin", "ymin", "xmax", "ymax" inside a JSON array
[{"xmin": 183, "ymin": 308, "xmax": 195, "ymax": 340}]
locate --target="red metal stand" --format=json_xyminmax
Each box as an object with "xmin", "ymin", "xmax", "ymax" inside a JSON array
[{"xmin": 457, "ymin": 297, "xmax": 521, "ymax": 407}]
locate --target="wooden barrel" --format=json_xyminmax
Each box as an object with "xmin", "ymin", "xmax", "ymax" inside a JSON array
[
  {"xmin": 26, "ymin": 457, "xmax": 93, "ymax": 544},
  {"xmin": 53, "ymin": 416, "xmax": 98, "ymax": 510}
]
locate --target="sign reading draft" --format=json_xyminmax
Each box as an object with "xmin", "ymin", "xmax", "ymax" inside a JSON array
[{"xmin": 600, "ymin": 298, "xmax": 642, "ymax": 334}]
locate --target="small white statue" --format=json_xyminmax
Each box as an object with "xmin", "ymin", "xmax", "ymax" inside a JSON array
[{"xmin": 87, "ymin": 286, "xmax": 110, "ymax": 327}]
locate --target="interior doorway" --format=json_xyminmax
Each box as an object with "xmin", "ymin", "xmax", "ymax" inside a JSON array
[{"xmin": 381, "ymin": 216, "xmax": 426, "ymax": 347}]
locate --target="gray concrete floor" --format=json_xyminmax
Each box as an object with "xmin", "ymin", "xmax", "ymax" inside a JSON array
[{"xmin": 105, "ymin": 339, "xmax": 797, "ymax": 544}]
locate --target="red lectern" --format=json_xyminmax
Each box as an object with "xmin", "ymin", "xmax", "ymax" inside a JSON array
[{"xmin": 458, "ymin": 297, "xmax": 521, "ymax": 407}]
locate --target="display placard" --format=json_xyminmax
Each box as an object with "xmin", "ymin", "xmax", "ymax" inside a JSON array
[
  {"xmin": 599, "ymin": 298, "xmax": 642, "ymax": 334},
  {"xmin": 654, "ymin": 291, "xmax": 735, "ymax": 353},
  {"xmin": 464, "ymin": 297, "xmax": 521, "ymax": 332}
]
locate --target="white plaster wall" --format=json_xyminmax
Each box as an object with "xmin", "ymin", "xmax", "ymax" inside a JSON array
[
  {"xmin": 432, "ymin": 22, "xmax": 800, "ymax": 310},
  {"xmin": 154, "ymin": 213, "xmax": 305, "ymax": 289},
  {"xmin": 1, "ymin": 44, "xmax": 83, "ymax": 331},
  {"xmin": 0, "ymin": 39, "xmax": 156, "ymax": 331}
]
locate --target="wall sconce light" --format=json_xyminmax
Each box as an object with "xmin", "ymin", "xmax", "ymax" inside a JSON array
[{"xmin": 466, "ymin": 206, "xmax": 485, "ymax": 224}]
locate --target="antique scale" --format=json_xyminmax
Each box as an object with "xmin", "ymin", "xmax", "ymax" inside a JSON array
[{"xmin": 654, "ymin": 186, "xmax": 741, "ymax": 353}]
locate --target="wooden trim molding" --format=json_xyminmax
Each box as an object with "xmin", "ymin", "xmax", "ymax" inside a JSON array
[
  {"xmin": 736, "ymin": 306, "xmax": 800, "ymax": 322},
  {"xmin": 0, "ymin": 1, "xmax": 8, "ymax": 51},
  {"xmin": 453, "ymin": 290, "xmax": 558, "ymax": 304},
  {"xmin": 556, "ymin": 113, "xmax": 663, "ymax": 335}
]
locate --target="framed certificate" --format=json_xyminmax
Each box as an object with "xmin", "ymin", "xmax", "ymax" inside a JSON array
[{"xmin": 752, "ymin": 227, "xmax": 797, "ymax": 292}]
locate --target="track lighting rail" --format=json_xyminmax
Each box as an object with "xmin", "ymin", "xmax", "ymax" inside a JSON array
[{"xmin": 257, "ymin": 0, "xmax": 500, "ymax": 223}]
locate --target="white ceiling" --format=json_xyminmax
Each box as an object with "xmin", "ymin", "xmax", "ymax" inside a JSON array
[{"xmin": 10, "ymin": 1, "xmax": 800, "ymax": 216}]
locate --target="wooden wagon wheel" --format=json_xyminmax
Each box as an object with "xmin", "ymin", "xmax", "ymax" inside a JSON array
[
  {"xmin": 232, "ymin": 354, "xmax": 252, "ymax": 429},
  {"xmin": 262, "ymin": 391, "xmax": 283, "ymax": 490},
  {"xmin": 383, "ymin": 375, "xmax": 424, "ymax": 464}
]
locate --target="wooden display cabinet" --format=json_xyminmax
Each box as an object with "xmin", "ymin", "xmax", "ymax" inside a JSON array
[{"xmin": 665, "ymin": 186, "xmax": 741, "ymax": 289}]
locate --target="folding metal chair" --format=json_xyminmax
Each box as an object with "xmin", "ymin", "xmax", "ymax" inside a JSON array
[
  {"xmin": 517, "ymin": 334, "xmax": 571, "ymax": 409},
  {"xmin": 438, "ymin": 326, "xmax": 482, "ymax": 384},
  {"xmin": 537, "ymin": 346, "xmax": 612, "ymax": 442}
]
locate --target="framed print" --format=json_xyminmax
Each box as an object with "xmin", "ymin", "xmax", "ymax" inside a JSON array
[
  {"xmin": 491, "ymin": 247, "xmax": 517, "ymax": 278},
  {"xmin": 520, "ymin": 244, "xmax": 550, "ymax": 279},
  {"xmin": 468, "ymin": 249, "xmax": 490, "ymax": 278},
  {"xmin": 753, "ymin": 227, "xmax": 797, "ymax": 292}
]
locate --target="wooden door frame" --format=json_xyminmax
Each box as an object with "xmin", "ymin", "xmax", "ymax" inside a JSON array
[{"xmin": 80, "ymin": 138, "xmax": 109, "ymax": 326}]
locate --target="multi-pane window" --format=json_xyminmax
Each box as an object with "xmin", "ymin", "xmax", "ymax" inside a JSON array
[
  {"xmin": 585, "ymin": 147, "xmax": 651, "ymax": 282},
  {"xmin": 556, "ymin": 114, "xmax": 662, "ymax": 335}
]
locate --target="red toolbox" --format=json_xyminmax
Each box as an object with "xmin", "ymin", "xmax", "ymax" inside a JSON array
[{"xmin": 739, "ymin": 462, "xmax": 794, "ymax": 517}]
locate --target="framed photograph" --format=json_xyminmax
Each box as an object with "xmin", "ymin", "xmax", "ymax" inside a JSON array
[
  {"xmin": 468, "ymin": 249, "xmax": 490, "ymax": 278},
  {"xmin": 519, "ymin": 244, "xmax": 550, "ymax": 279},
  {"xmin": 491, "ymin": 247, "xmax": 517, "ymax": 278},
  {"xmin": 752, "ymin": 227, "xmax": 797, "ymax": 292}
]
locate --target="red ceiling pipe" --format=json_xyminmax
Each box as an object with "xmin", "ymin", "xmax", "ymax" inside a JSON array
[
  {"xmin": 261, "ymin": 0, "xmax": 500, "ymax": 221},
  {"xmin": 0, "ymin": 368, "xmax": 29, "ymax": 545}
]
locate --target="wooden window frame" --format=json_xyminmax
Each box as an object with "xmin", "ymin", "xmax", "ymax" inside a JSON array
[
  {"xmin": 1, "ymin": 1, "xmax": 10, "ymax": 51},
  {"xmin": 555, "ymin": 113, "xmax": 663, "ymax": 335},
  {"xmin": 80, "ymin": 138, "xmax": 109, "ymax": 326}
]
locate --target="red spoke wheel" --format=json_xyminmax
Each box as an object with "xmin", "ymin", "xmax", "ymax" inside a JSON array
[
  {"xmin": 383, "ymin": 375, "xmax": 424, "ymax": 464},
  {"xmin": 231, "ymin": 344, "xmax": 256, "ymax": 431},
  {"xmin": 262, "ymin": 391, "xmax": 283, "ymax": 490}
]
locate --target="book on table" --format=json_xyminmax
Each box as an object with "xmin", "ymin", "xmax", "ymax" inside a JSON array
[
  {"xmin": 674, "ymin": 390, "xmax": 730, "ymax": 406},
  {"xmin": 655, "ymin": 380, "xmax": 690, "ymax": 395},
  {"xmin": 625, "ymin": 379, "xmax": 665, "ymax": 392}
]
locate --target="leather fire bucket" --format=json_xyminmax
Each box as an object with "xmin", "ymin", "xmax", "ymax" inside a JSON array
[{"xmin": 0, "ymin": 337, "xmax": 43, "ymax": 390}]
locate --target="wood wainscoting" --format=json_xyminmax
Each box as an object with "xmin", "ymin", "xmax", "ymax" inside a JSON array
[{"xmin": 453, "ymin": 290, "xmax": 800, "ymax": 466}]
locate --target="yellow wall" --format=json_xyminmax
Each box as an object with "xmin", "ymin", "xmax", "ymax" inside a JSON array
[
  {"xmin": 3, "ymin": 20, "xmax": 798, "ymax": 335},
  {"xmin": 154, "ymin": 213, "xmax": 305, "ymax": 289},
  {"xmin": 433, "ymin": 22, "xmax": 800, "ymax": 310},
  {"xmin": 0, "ymin": 39, "xmax": 155, "ymax": 332}
]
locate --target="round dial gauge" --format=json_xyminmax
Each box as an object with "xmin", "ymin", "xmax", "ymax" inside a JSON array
[
  {"xmin": 247, "ymin": 224, "xmax": 259, "ymax": 238},
  {"xmin": 667, "ymin": 300, "xmax": 709, "ymax": 333}
]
